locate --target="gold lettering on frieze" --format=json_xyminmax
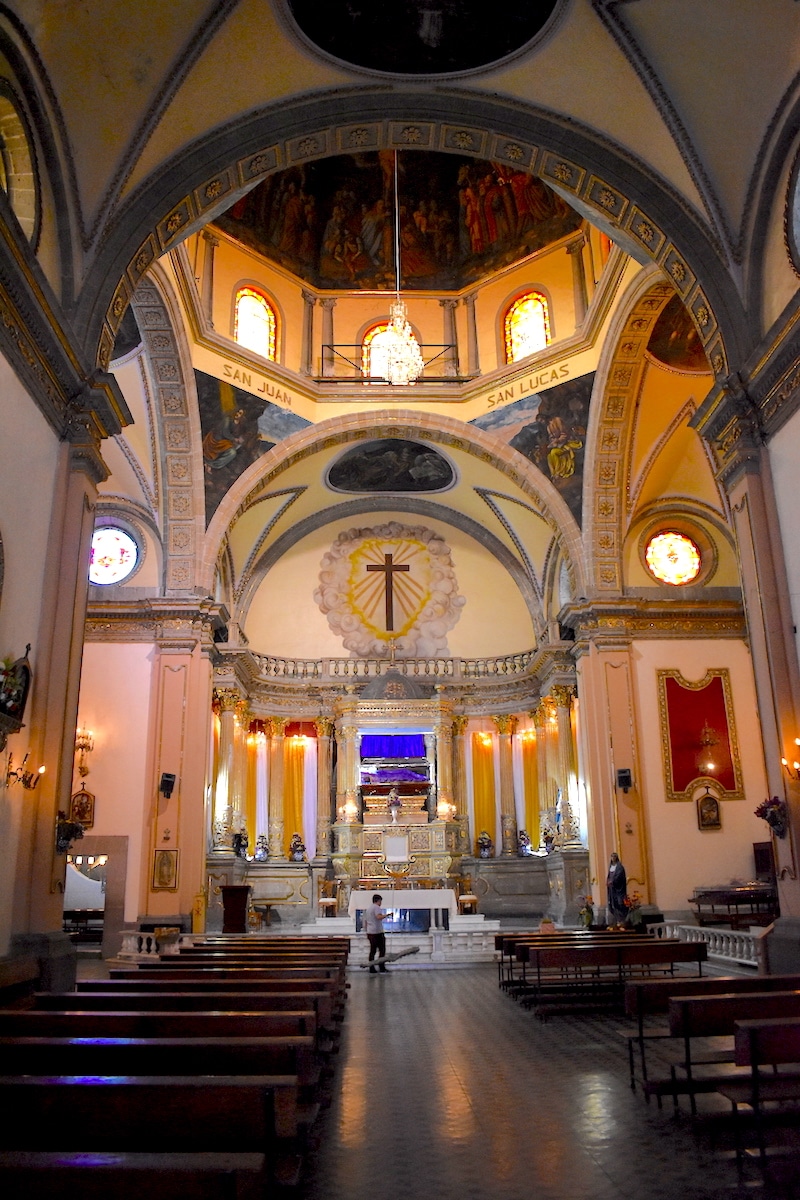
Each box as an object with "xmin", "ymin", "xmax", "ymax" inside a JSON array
[{"xmin": 221, "ymin": 361, "xmax": 295, "ymax": 407}]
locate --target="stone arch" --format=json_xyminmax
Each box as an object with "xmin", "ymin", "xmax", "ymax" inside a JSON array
[
  {"xmin": 235, "ymin": 496, "xmax": 545, "ymax": 641},
  {"xmin": 200, "ymin": 408, "xmax": 588, "ymax": 609},
  {"xmin": 584, "ymin": 265, "xmax": 717, "ymax": 593},
  {"xmin": 73, "ymin": 91, "xmax": 749, "ymax": 380}
]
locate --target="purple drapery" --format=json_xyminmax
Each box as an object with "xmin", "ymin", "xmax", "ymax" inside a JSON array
[{"xmin": 360, "ymin": 734, "xmax": 425, "ymax": 760}]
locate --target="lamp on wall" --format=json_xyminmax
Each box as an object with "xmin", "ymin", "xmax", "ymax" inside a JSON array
[
  {"xmin": 74, "ymin": 727, "xmax": 94, "ymax": 777},
  {"xmin": 6, "ymin": 751, "xmax": 45, "ymax": 790},
  {"xmin": 782, "ymin": 737, "xmax": 800, "ymax": 780},
  {"xmin": 381, "ymin": 151, "xmax": 424, "ymax": 386}
]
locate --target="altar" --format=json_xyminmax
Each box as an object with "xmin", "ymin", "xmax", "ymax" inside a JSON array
[{"xmin": 348, "ymin": 887, "xmax": 457, "ymax": 931}]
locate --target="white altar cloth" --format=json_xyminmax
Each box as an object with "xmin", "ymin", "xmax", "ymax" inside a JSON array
[{"xmin": 348, "ymin": 888, "xmax": 457, "ymax": 917}]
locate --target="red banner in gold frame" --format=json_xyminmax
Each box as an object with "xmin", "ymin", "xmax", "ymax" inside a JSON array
[{"xmin": 657, "ymin": 669, "xmax": 743, "ymax": 801}]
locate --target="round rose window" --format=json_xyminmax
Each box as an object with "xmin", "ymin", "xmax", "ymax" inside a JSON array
[
  {"xmin": 645, "ymin": 531, "xmax": 701, "ymax": 586},
  {"xmin": 89, "ymin": 526, "xmax": 138, "ymax": 585}
]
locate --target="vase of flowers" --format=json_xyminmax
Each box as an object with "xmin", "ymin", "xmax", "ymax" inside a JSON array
[
  {"xmin": 578, "ymin": 895, "xmax": 594, "ymax": 929},
  {"xmin": 624, "ymin": 890, "xmax": 643, "ymax": 928},
  {"xmin": 288, "ymin": 832, "xmax": 306, "ymax": 861},
  {"xmin": 477, "ymin": 830, "xmax": 493, "ymax": 857},
  {"xmin": 755, "ymin": 796, "xmax": 789, "ymax": 839}
]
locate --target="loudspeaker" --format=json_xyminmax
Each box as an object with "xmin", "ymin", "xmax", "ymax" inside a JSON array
[
  {"xmin": 616, "ymin": 768, "xmax": 632, "ymax": 793},
  {"xmin": 160, "ymin": 772, "xmax": 176, "ymax": 798}
]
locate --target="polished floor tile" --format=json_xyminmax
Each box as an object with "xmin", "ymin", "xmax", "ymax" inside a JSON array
[{"xmin": 301, "ymin": 964, "xmax": 753, "ymax": 1200}]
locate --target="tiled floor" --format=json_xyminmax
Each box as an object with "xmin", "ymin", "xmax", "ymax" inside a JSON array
[{"xmin": 300, "ymin": 963, "xmax": 756, "ymax": 1200}]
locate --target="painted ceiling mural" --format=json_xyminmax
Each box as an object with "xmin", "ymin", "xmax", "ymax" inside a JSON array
[
  {"xmin": 214, "ymin": 151, "xmax": 580, "ymax": 291},
  {"xmin": 327, "ymin": 439, "xmax": 454, "ymax": 492},
  {"xmin": 471, "ymin": 373, "xmax": 593, "ymax": 525},
  {"xmin": 646, "ymin": 295, "xmax": 711, "ymax": 373},
  {"xmin": 196, "ymin": 370, "xmax": 310, "ymax": 521},
  {"xmin": 314, "ymin": 521, "xmax": 466, "ymax": 658}
]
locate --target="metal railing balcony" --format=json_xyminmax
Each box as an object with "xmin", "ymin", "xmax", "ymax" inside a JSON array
[{"xmin": 316, "ymin": 344, "xmax": 468, "ymax": 384}]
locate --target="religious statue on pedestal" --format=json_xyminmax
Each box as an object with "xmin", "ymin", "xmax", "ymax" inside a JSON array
[{"xmin": 388, "ymin": 787, "xmax": 401, "ymax": 824}]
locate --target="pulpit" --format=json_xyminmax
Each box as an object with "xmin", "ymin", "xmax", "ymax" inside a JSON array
[{"xmin": 220, "ymin": 884, "xmax": 251, "ymax": 933}]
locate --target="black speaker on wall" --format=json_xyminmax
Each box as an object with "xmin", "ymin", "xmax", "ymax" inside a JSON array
[
  {"xmin": 160, "ymin": 772, "xmax": 176, "ymax": 798},
  {"xmin": 616, "ymin": 768, "xmax": 632, "ymax": 793}
]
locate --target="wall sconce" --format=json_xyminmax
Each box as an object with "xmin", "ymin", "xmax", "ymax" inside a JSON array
[
  {"xmin": 782, "ymin": 739, "xmax": 800, "ymax": 781},
  {"xmin": 74, "ymin": 727, "xmax": 94, "ymax": 777},
  {"xmin": 6, "ymin": 752, "xmax": 45, "ymax": 790}
]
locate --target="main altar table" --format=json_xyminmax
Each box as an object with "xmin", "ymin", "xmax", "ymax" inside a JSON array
[{"xmin": 348, "ymin": 888, "xmax": 457, "ymax": 932}]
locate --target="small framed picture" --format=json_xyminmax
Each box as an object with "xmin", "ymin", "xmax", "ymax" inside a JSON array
[
  {"xmin": 697, "ymin": 791, "xmax": 721, "ymax": 830},
  {"xmin": 152, "ymin": 848, "xmax": 179, "ymax": 890},
  {"xmin": 69, "ymin": 786, "xmax": 95, "ymax": 829}
]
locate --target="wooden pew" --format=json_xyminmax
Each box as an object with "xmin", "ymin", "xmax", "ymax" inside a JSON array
[
  {"xmin": 0, "ymin": 1074, "xmax": 303, "ymax": 1157},
  {"xmin": 624, "ymin": 974, "xmax": 800, "ymax": 1095},
  {"xmin": 108, "ymin": 967, "xmax": 347, "ymax": 1016},
  {"xmin": 513, "ymin": 940, "xmax": 706, "ymax": 1015},
  {"xmin": 0, "ymin": 1150, "xmax": 266, "ymax": 1200},
  {"xmin": 0, "ymin": 1011, "xmax": 319, "ymax": 1083},
  {"xmin": 667, "ymin": 990, "xmax": 800, "ymax": 1114},
  {"xmin": 496, "ymin": 931, "xmax": 654, "ymax": 990},
  {"xmin": 77, "ymin": 976, "xmax": 343, "ymax": 1027},
  {"xmin": 720, "ymin": 1017, "xmax": 800, "ymax": 1166},
  {"xmin": 35, "ymin": 989, "xmax": 337, "ymax": 1039}
]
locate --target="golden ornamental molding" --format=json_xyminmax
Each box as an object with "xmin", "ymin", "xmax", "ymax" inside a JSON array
[
  {"xmin": 85, "ymin": 596, "xmax": 226, "ymax": 645},
  {"xmin": 562, "ymin": 597, "xmax": 745, "ymax": 650}
]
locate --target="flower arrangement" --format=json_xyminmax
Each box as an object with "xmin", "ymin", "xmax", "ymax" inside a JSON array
[
  {"xmin": 578, "ymin": 895, "xmax": 594, "ymax": 928},
  {"xmin": 624, "ymin": 890, "xmax": 643, "ymax": 926},
  {"xmin": 387, "ymin": 788, "xmax": 402, "ymax": 808},
  {"xmin": 755, "ymin": 796, "xmax": 788, "ymax": 839},
  {"xmin": 289, "ymin": 832, "xmax": 306, "ymax": 861}
]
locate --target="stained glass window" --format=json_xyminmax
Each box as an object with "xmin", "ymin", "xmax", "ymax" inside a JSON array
[
  {"xmin": 234, "ymin": 287, "xmax": 277, "ymax": 359},
  {"xmin": 504, "ymin": 291, "xmax": 551, "ymax": 363},
  {"xmin": 89, "ymin": 527, "xmax": 138, "ymax": 585},
  {"xmin": 645, "ymin": 531, "xmax": 701, "ymax": 585}
]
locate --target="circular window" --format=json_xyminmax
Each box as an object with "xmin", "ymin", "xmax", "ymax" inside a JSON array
[
  {"xmin": 644, "ymin": 531, "xmax": 702, "ymax": 586},
  {"xmin": 89, "ymin": 526, "xmax": 139, "ymax": 585}
]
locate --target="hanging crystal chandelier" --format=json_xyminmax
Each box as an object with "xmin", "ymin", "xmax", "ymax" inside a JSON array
[{"xmin": 383, "ymin": 152, "xmax": 424, "ymax": 386}]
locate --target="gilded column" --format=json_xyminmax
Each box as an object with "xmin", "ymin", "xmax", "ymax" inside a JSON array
[
  {"xmin": 315, "ymin": 717, "xmax": 334, "ymax": 857},
  {"xmin": 267, "ymin": 717, "xmax": 288, "ymax": 856},
  {"xmin": 532, "ymin": 699, "xmax": 556, "ymax": 844},
  {"xmin": 201, "ymin": 231, "xmax": 219, "ymax": 327},
  {"xmin": 231, "ymin": 698, "xmax": 251, "ymax": 840},
  {"xmin": 435, "ymin": 720, "xmax": 454, "ymax": 817},
  {"xmin": 551, "ymin": 684, "xmax": 582, "ymax": 847},
  {"xmin": 451, "ymin": 716, "xmax": 469, "ymax": 817},
  {"xmin": 337, "ymin": 723, "xmax": 360, "ymax": 821},
  {"xmin": 492, "ymin": 714, "xmax": 518, "ymax": 855},
  {"xmin": 211, "ymin": 688, "xmax": 239, "ymax": 851},
  {"xmin": 439, "ymin": 297, "xmax": 459, "ymax": 377}
]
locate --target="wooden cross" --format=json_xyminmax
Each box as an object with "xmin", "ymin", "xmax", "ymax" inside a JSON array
[{"xmin": 366, "ymin": 552, "xmax": 410, "ymax": 632}]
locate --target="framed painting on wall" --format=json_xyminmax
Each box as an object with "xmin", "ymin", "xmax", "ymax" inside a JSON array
[
  {"xmin": 69, "ymin": 785, "xmax": 95, "ymax": 829},
  {"xmin": 152, "ymin": 848, "xmax": 179, "ymax": 891},
  {"xmin": 696, "ymin": 789, "xmax": 722, "ymax": 830},
  {"xmin": 657, "ymin": 668, "xmax": 744, "ymax": 802}
]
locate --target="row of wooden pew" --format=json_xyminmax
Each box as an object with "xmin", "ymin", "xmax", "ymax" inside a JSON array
[
  {"xmin": 495, "ymin": 929, "xmax": 707, "ymax": 1018},
  {"xmin": 497, "ymin": 929, "xmax": 800, "ymax": 1179},
  {"xmin": 0, "ymin": 933, "xmax": 351, "ymax": 1198}
]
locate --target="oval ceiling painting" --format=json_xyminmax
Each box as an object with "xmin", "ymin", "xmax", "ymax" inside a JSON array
[
  {"xmin": 287, "ymin": 0, "xmax": 561, "ymax": 75},
  {"xmin": 328, "ymin": 440, "xmax": 454, "ymax": 493}
]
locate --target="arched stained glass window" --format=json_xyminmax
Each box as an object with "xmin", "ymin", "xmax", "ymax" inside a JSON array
[
  {"xmin": 234, "ymin": 287, "xmax": 277, "ymax": 360},
  {"xmin": 504, "ymin": 291, "xmax": 551, "ymax": 364}
]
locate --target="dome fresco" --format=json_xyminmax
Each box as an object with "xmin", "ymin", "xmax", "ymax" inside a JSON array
[{"xmin": 214, "ymin": 151, "xmax": 581, "ymax": 292}]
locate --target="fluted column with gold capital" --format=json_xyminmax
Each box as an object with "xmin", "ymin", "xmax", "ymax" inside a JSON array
[
  {"xmin": 211, "ymin": 688, "xmax": 240, "ymax": 851},
  {"xmin": 452, "ymin": 716, "xmax": 469, "ymax": 817},
  {"xmin": 315, "ymin": 717, "xmax": 334, "ymax": 857},
  {"xmin": 435, "ymin": 720, "xmax": 454, "ymax": 817},
  {"xmin": 231, "ymin": 699, "xmax": 251, "ymax": 837},
  {"xmin": 492, "ymin": 714, "xmax": 518, "ymax": 854},
  {"xmin": 267, "ymin": 717, "xmax": 288, "ymax": 857},
  {"xmin": 337, "ymin": 724, "xmax": 360, "ymax": 821},
  {"xmin": 550, "ymin": 684, "xmax": 582, "ymax": 847},
  {"xmin": 532, "ymin": 699, "xmax": 556, "ymax": 846}
]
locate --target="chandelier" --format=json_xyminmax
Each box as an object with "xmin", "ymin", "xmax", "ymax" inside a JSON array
[{"xmin": 382, "ymin": 152, "xmax": 424, "ymax": 386}]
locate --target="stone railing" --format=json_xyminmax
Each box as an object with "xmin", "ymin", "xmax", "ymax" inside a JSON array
[
  {"xmin": 117, "ymin": 928, "xmax": 183, "ymax": 960},
  {"xmin": 655, "ymin": 920, "xmax": 767, "ymax": 970},
  {"xmin": 252, "ymin": 650, "xmax": 534, "ymax": 683}
]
